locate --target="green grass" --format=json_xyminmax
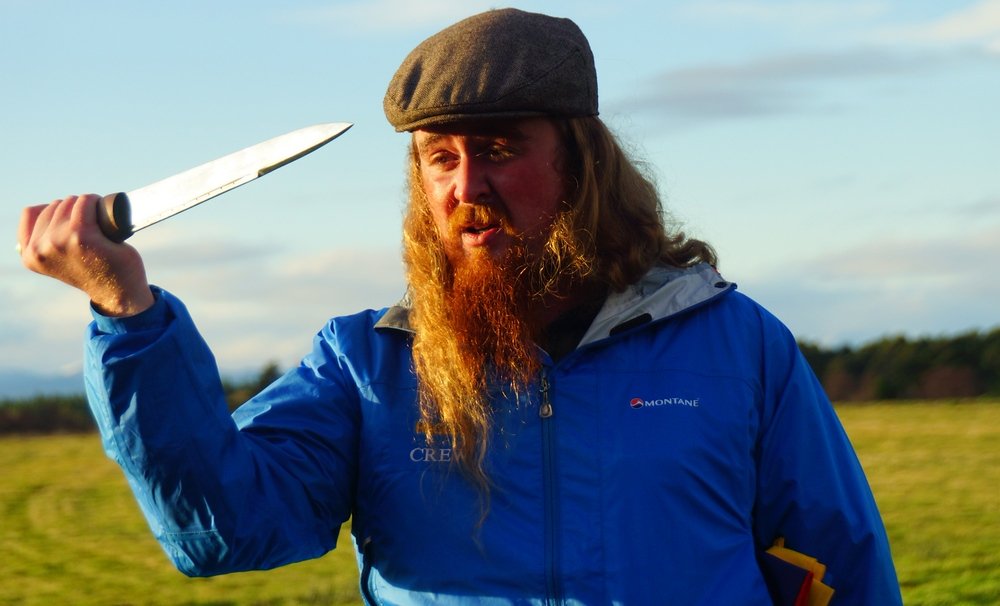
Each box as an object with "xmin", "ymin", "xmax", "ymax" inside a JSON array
[
  {"xmin": 0, "ymin": 435, "xmax": 361, "ymax": 605},
  {"xmin": 1, "ymin": 400, "xmax": 997, "ymax": 605},
  {"xmin": 835, "ymin": 400, "xmax": 1000, "ymax": 605}
]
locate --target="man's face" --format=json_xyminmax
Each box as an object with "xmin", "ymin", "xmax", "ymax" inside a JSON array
[{"xmin": 413, "ymin": 118, "xmax": 566, "ymax": 264}]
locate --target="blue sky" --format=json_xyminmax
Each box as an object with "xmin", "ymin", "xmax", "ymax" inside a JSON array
[{"xmin": 2, "ymin": 0, "xmax": 998, "ymax": 380}]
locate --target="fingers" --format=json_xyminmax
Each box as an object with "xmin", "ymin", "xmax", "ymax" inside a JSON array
[
  {"xmin": 68, "ymin": 193, "xmax": 102, "ymax": 227},
  {"xmin": 17, "ymin": 203, "xmax": 47, "ymax": 254},
  {"xmin": 17, "ymin": 193, "xmax": 152, "ymax": 316},
  {"xmin": 18, "ymin": 194, "xmax": 100, "ymax": 267},
  {"xmin": 18, "ymin": 198, "xmax": 66, "ymax": 263}
]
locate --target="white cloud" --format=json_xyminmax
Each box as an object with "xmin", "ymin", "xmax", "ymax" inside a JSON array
[
  {"xmin": 876, "ymin": 0, "xmax": 1000, "ymax": 52},
  {"xmin": 1, "ymin": 230, "xmax": 407, "ymax": 378},
  {"xmin": 0, "ymin": 277, "xmax": 92, "ymax": 375},
  {"xmin": 810, "ymin": 230, "xmax": 998, "ymax": 282},
  {"xmin": 680, "ymin": 0, "xmax": 889, "ymax": 28},
  {"xmin": 953, "ymin": 196, "xmax": 1000, "ymax": 217},
  {"xmin": 744, "ymin": 222, "xmax": 1000, "ymax": 345},
  {"xmin": 140, "ymin": 236, "xmax": 406, "ymax": 370},
  {"xmin": 618, "ymin": 47, "xmax": 941, "ymax": 127}
]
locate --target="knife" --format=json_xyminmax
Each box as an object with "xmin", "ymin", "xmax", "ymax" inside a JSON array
[{"xmin": 97, "ymin": 122, "xmax": 352, "ymax": 242}]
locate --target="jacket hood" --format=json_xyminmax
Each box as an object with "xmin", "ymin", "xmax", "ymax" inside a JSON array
[{"xmin": 579, "ymin": 262, "xmax": 733, "ymax": 346}]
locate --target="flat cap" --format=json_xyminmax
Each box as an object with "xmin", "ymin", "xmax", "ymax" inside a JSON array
[{"xmin": 384, "ymin": 8, "xmax": 598, "ymax": 132}]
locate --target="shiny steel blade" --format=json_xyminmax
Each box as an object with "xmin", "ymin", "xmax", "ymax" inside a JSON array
[{"xmin": 124, "ymin": 122, "xmax": 351, "ymax": 235}]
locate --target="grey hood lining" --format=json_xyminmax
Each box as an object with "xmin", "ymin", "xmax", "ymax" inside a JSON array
[{"xmin": 578, "ymin": 263, "xmax": 733, "ymax": 347}]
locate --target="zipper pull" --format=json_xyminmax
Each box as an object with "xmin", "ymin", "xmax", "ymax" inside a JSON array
[{"xmin": 539, "ymin": 373, "xmax": 553, "ymax": 418}]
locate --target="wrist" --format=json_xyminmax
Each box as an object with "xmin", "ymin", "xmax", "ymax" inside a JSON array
[
  {"xmin": 91, "ymin": 285, "xmax": 156, "ymax": 318},
  {"xmin": 90, "ymin": 286, "xmax": 169, "ymax": 335}
]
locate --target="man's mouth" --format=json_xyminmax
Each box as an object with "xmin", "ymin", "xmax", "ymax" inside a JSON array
[
  {"xmin": 464, "ymin": 223, "xmax": 498, "ymax": 234},
  {"xmin": 449, "ymin": 205, "xmax": 509, "ymax": 248},
  {"xmin": 460, "ymin": 223, "xmax": 502, "ymax": 245}
]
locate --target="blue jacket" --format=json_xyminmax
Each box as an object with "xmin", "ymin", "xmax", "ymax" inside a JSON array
[{"xmin": 84, "ymin": 263, "xmax": 901, "ymax": 604}]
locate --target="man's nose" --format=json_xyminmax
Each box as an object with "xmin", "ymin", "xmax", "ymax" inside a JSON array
[{"xmin": 453, "ymin": 157, "xmax": 492, "ymax": 204}]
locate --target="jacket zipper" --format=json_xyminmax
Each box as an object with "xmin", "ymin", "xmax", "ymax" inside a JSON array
[
  {"xmin": 539, "ymin": 371, "xmax": 553, "ymax": 419},
  {"xmin": 539, "ymin": 369, "xmax": 561, "ymax": 604},
  {"xmin": 359, "ymin": 537, "xmax": 378, "ymax": 605}
]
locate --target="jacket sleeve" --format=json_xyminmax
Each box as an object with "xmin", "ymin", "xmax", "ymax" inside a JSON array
[
  {"xmin": 752, "ymin": 317, "xmax": 902, "ymax": 605},
  {"xmin": 84, "ymin": 287, "xmax": 360, "ymax": 576}
]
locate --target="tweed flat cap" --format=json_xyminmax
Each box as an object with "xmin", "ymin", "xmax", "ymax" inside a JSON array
[{"xmin": 384, "ymin": 8, "xmax": 598, "ymax": 132}]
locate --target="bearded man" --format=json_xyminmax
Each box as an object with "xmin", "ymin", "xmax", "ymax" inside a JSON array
[{"xmin": 18, "ymin": 8, "xmax": 901, "ymax": 605}]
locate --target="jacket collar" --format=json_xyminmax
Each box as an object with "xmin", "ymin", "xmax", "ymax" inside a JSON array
[
  {"xmin": 374, "ymin": 262, "xmax": 734, "ymax": 345},
  {"xmin": 578, "ymin": 263, "xmax": 733, "ymax": 347}
]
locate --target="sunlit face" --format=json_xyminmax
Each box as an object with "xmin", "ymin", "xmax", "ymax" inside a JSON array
[{"xmin": 413, "ymin": 118, "xmax": 566, "ymax": 263}]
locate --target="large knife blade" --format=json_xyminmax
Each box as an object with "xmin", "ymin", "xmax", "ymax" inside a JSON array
[{"xmin": 97, "ymin": 122, "xmax": 352, "ymax": 242}]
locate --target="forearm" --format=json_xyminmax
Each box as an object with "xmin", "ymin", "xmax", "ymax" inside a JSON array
[
  {"xmin": 85, "ymin": 288, "xmax": 241, "ymax": 572},
  {"xmin": 85, "ymin": 288, "xmax": 345, "ymax": 575}
]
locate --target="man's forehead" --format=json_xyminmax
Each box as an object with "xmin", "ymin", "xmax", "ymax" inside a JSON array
[{"xmin": 413, "ymin": 119, "xmax": 538, "ymax": 146}]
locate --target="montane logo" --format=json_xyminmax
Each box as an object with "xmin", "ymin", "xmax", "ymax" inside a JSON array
[{"xmin": 629, "ymin": 396, "xmax": 700, "ymax": 409}]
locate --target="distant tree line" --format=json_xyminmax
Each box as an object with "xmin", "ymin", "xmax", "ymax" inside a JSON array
[
  {"xmin": 2, "ymin": 328, "xmax": 999, "ymax": 435},
  {"xmin": 0, "ymin": 362, "xmax": 283, "ymax": 436},
  {"xmin": 0, "ymin": 394, "xmax": 94, "ymax": 434},
  {"xmin": 800, "ymin": 327, "xmax": 1000, "ymax": 401}
]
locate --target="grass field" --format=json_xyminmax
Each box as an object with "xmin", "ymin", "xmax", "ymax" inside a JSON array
[
  {"xmin": 1, "ymin": 400, "xmax": 997, "ymax": 605},
  {"xmin": 835, "ymin": 400, "xmax": 999, "ymax": 605}
]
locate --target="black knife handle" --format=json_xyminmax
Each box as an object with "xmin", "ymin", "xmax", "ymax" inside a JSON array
[{"xmin": 97, "ymin": 192, "xmax": 133, "ymax": 243}]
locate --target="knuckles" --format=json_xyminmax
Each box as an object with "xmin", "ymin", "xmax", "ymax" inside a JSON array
[{"xmin": 19, "ymin": 195, "xmax": 100, "ymax": 275}]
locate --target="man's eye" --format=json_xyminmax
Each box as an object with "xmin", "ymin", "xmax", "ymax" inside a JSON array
[
  {"xmin": 482, "ymin": 145, "xmax": 515, "ymax": 161},
  {"xmin": 427, "ymin": 152, "xmax": 456, "ymax": 167}
]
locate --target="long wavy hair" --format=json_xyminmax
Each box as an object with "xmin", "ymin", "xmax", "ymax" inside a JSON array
[
  {"xmin": 402, "ymin": 115, "xmax": 716, "ymax": 507},
  {"xmin": 555, "ymin": 116, "xmax": 717, "ymax": 286}
]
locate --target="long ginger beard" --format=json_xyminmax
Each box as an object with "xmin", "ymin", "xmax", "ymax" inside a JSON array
[
  {"xmin": 445, "ymin": 205, "xmax": 542, "ymax": 394},
  {"xmin": 402, "ymin": 177, "xmax": 594, "ymax": 498}
]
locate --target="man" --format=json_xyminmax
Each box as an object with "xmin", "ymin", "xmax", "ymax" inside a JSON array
[{"xmin": 18, "ymin": 8, "xmax": 901, "ymax": 605}]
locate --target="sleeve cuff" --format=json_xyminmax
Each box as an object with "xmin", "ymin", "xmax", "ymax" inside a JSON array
[{"xmin": 90, "ymin": 286, "xmax": 170, "ymax": 335}]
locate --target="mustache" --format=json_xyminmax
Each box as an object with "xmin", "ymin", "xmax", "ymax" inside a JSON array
[{"xmin": 447, "ymin": 204, "xmax": 514, "ymax": 239}]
